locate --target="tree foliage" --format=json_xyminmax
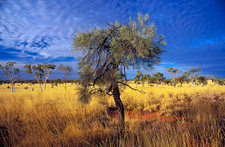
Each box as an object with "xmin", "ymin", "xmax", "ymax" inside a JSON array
[
  {"xmin": 197, "ymin": 75, "xmax": 207, "ymax": 86},
  {"xmin": 74, "ymin": 13, "xmax": 166, "ymax": 89}
]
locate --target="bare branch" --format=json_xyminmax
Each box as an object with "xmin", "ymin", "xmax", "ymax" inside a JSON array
[
  {"xmin": 117, "ymin": 81, "xmax": 145, "ymax": 94},
  {"xmin": 89, "ymin": 88, "xmax": 113, "ymax": 96}
]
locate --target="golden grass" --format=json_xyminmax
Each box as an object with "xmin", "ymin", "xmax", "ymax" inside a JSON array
[{"xmin": 0, "ymin": 82, "xmax": 225, "ymax": 146}]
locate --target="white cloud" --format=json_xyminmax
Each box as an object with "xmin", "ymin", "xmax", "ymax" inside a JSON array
[{"xmin": 0, "ymin": 0, "xmax": 82, "ymax": 58}]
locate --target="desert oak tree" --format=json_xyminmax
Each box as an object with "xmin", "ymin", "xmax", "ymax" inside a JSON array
[{"xmin": 73, "ymin": 14, "xmax": 166, "ymax": 130}]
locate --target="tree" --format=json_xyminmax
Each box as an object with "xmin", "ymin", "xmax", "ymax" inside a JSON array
[
  {"xmin": 141, "ymin": 74, "xmax": 151, "ymax": 86},
  {"xmin": 177, "ymin": 74, "xmax": 187, "ymax": 87},
  {"xmin": 176, "ymin": 71, "xmax": 189, "ymax": 87},
  {"xmin": 57, "ymin": 64, "xmax": 73, "ymax": 90},
  {"xmin": 0, "ymin": 62, "xmax": 20, "ymax": 92},
  {"xmin": 197, "ymin": 75, "xmax": 207, "ymax": 86},
  {"xmin": 164, "ymin": 78, "xmax": 172, "ymax": 86},
  {"xmin": 186, "ymin": 68, "xmax": 201, "ymax": 88},
  {"xmin": 42, "ymin": 63, "xmax": 56, "ymax": 91},
  {"xmin": 166, "ymin": 67, "xmax": 182, "ymax": 87},
  {"xmin": 24, "ymin": 64, "xmax": 44, "ymax": 92},
  {"xmin": 73, "ymin": 13, "xmax": 166, "ymax": 130},
  {"xmin": 134, "ymin": 71, "xmax": 143, "ymax": 87},
  {"xmin": 153, "ymin": 72, "xmax": 163, "ymax": 87},
  {"xmin": 212, "ymin": 77, "xmax": 224, "ymax": 85}
]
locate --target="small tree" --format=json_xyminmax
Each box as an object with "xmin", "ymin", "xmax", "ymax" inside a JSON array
[
  {"xmin": 57, "ymin": 64, "xmax": 73, "ymax": 90},
  {"xmin": 141, "ymin": 74, "xmax": 151, "ymax": 86},
  {"xmin": 186, "ymin": 68, "xmax": 201, "ymax": 88},
  {"xmin": 42, "ymin": 63, "xmax": 56, "ymax": 91},
  {"xmin": 134, "ymin": 71, "xmax": 143, "ymax": 87},
  {"xmin": 0, "ymin": 62, "xmax": 20, "ymax": 92},
  {"xmin": 153, "ymin": 72, "xmax": 163, "ymax": 87},
  {"xmin": 177, "ymin": 75, "xmax": 186, "ymax": 87},
  {"xmin": 164, "ymin": 78, "xmax": 172, "ymax": 86},
  {"xmin": 166, "ymin": 67, "xmax": 182, "ymax": 87},
  {"xmin": 176, "ymin": 72, "xmax": 189, "ymax": 87},
  {"xmin": 197, "ymin": 75, "xmax": 207, "ymax": 86},
  {"xmin": 24, "ymin": 64, "xmax": 44, "ymax": 92},
  {"xmin": 73, "ymin": 13, "xmax": 166, "ymax": 130}
]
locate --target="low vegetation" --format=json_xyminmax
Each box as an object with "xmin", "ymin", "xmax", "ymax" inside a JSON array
[{"xmin": 0, "ymin": 82, "xmax": 224, "ymax": 146}]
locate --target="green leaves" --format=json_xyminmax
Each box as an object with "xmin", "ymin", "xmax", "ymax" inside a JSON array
[
  {"xmin": 0, "ymin": 62, "xmax": 20, "ymax": 78},
  {"xmin": 73, "ymin": 13, "xmax": 166, "ymax": 91}
]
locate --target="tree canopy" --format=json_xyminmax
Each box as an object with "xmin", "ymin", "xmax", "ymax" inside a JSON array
[{"xmin": 74, "ymin": 13, "xmax": 166, "ymax": 88}]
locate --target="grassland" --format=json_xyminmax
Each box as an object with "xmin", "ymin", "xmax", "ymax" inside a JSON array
[{"xmin": 0, "ymin": 82, "xmax": 225, "ymax": 146}]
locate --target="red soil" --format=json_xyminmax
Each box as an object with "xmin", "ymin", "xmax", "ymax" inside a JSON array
[{"xmin": 108, "ymin": 110, "xmax": 184, "ymax": 122}]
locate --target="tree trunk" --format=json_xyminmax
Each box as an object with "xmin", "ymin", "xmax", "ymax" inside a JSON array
[
  {"xmin": 44, "ymin": 79, "xmax": 47, "ymax": 91},
  {"xmin": 112, "ymin": 82, "xmax": 125, "ymax": 131},
  {"xmin": 65, "ymin": 81, "xmax": 67, "ymax": 90},
  {"xmin": 11, "ymin": 81, "xmax": 14, "ymax": 93},
  {"xmin": 191, "ymin": 79, "xmax": 194, "ymax": 88},
  {"xmin": 38, "ymin": 81, "xmax": 42, "ymax": 92},
  {"xmin": 173, "ymin": 78, "xmax": 176, "ymax": 87}
]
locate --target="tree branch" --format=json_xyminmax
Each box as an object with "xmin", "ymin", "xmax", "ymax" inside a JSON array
[
  {"xmin": 89, "ymin": 88, "xmax": 113, "ymax": 96},
  {"xmin": 117, "ymin": 81, "xmax": 145, "ymax": 94}
]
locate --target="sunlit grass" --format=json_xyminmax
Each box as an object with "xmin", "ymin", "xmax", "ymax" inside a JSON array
[{"xmin": 0, "ymin": 82, "xmax": 224, "ymax": 146}]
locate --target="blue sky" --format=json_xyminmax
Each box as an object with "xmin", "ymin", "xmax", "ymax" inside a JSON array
[{"xmin": 0, "ymin": 0, "xmax": 225, "ymax": 80}]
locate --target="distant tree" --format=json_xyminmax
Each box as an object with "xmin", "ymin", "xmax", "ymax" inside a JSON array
[
  {"xmin": 24, "ymin": 64, "xmax": 44, "ymax": 92},
  {"xmin": 197, "ymin": 75, "xmax": 207, "ymax": 86},
  {"xmin": 176, "ymin": 72, "xmax": 189, "ymax": 87},
  {"xmin": 73, "ymin": 13, "xmax": 166, "ymax": 130},
  {"xmin": 166, "ymin": 67, "xmax": 182, "ymax": 87},
  {"xmin": 0, "ymin": 62, "xmax": 20, "ymax": 92},
  {"xmin": 213, "ymin": 77, "xmax": 224, "ymax": 85},
  {"xmin": 141, "ymin": 74, "xmax": 151, "ymax": 86},
  {"xmin": 57, "ymin": 64, "xmax": 73, "ymax": 90},
  {"xmin": 163, "ymin": 78, "xmax": 172, "ymax": 86},
  {"xmin": 186, "ymin": 68, "xmax": 201, "ymax": 88},
  {"xmin": 153, "ymin": 72, "xmax": 163, "ymax": 87},
  {"xmin": 41, "ymin": 63, "xmax": 56, "ymax": 91},
  {"xmin": 134, "ymin": 71, "xmax": 143, "ymax": 87}
]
